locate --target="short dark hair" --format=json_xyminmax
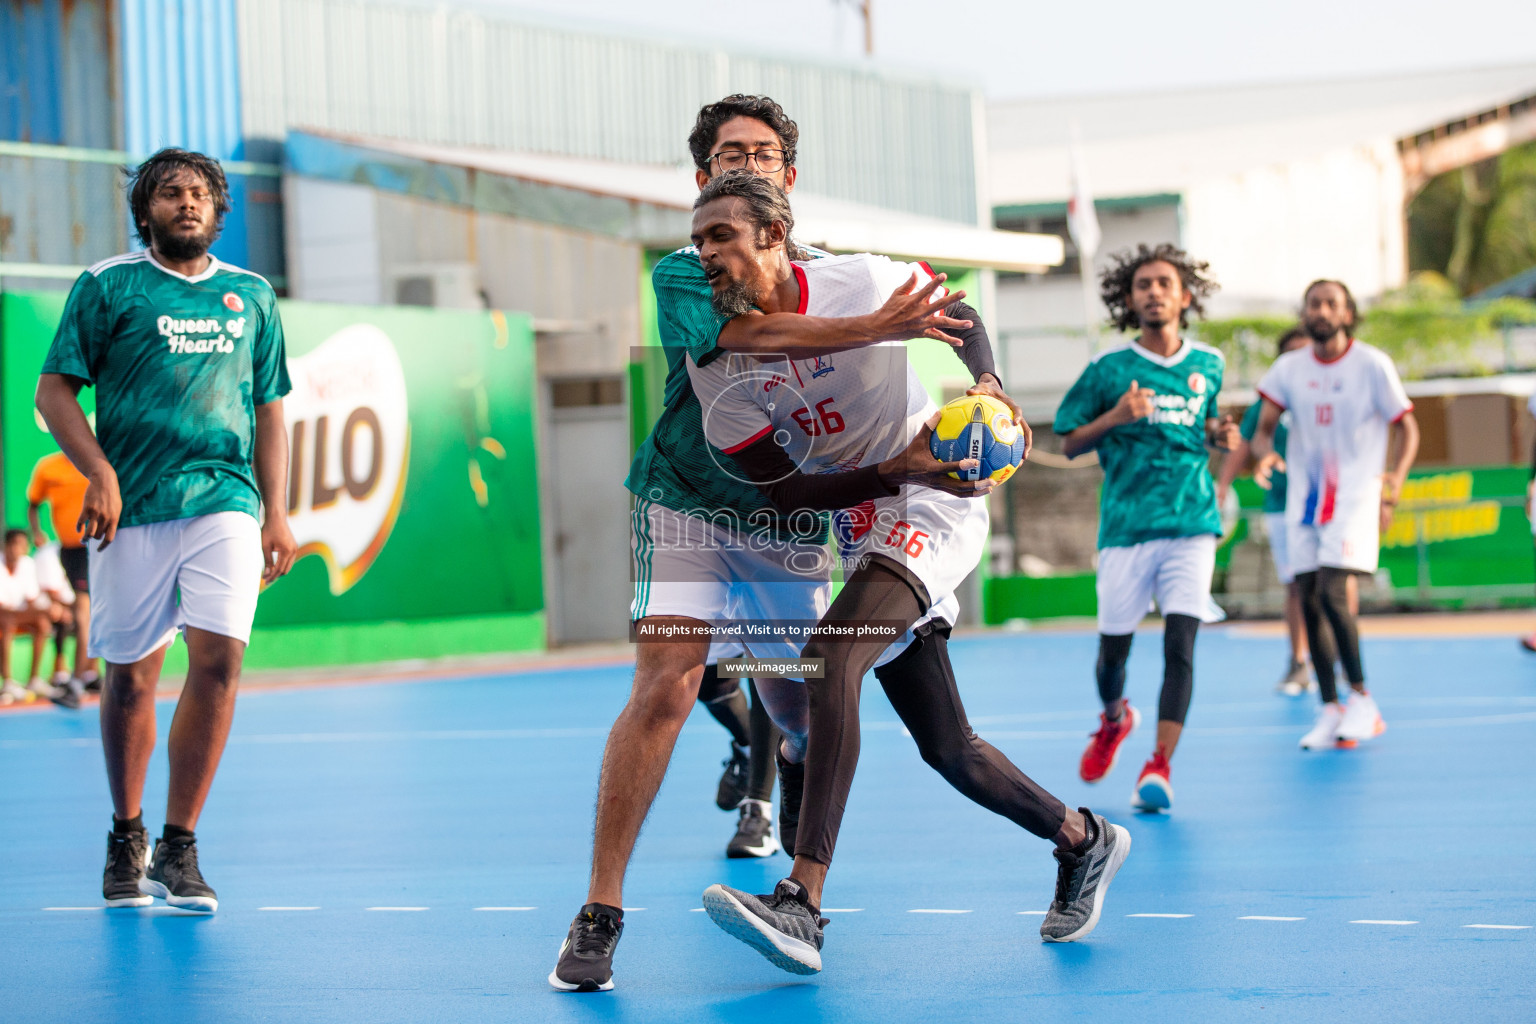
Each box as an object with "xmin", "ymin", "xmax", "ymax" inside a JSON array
[
  {"xmin": 1098, "ymin": 243, "xmax": 1219, "ymax": 332},
  {"xmin": 127, "ymin": 148, "xmax": 231, "ymax": 246},
  {"xmin": 688, "ymin": 95, "xmax": 800, "ymax": 174},
  {"xmin": 1302, "ymin": 279, "xmax": 1359, "ymax": 331},
  {"xmin": 1276, "ymin": 325, "xmax": 1309, "ymax": 357},
  {"xmin": 694, "ymin": 171, "xmax": 808, "ymax": 261},
  {"xmin": 4, "ymin": 528, "xmax": 29, "ymax": 546}
]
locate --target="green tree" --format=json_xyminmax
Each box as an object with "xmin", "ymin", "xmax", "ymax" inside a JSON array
[{"xmin": 1409, "ymin": 140, "xmax": 1536, "ymax": 296}]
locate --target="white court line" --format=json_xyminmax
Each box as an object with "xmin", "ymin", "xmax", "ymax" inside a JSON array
[
  {"xmin": 259, "ymin": 907, "xmax": 319, "ymax": 911},
  {"xmin": 822, "ymin": 908, "xmax": 863, "ymax": 913},
  {"xmin": 1241, "ymin": 916, "xmax": 1305, "ymax": 921},
  {"xmin": 43, "ymin": 907, "xmax": 103, "ymax": 911},
  {"xmin": 1351, "ymin": 919, "xmax": 1417, "ymax": 926},
  {"xmin": 909, "ymin": 909, "xmax": 971, "ymax": 914},
  {"xmin": 1464, "ymin": 924, "xmax": 1530, "ymax": 930},
  {"xmin": 622, "ymin": 907, "xmax": 645, "ymax": 912},
  {"xmin": 474, "ymin": 907, "xmax": 536, "ymax": 911},
  {"xmin": 367, "ymin": 907, "xmax": 429, "ymax": 911},
  {"xmin": 690, "ymin": 908, "xmax": 706, "ymax": 912},
  {"xmin": 1016, "ymin": 910, "xmax": 1047, "ymax": 916},
  {"xmin": 1128, "ymin": 913, "xmax": 1192, "ymax": 918}
]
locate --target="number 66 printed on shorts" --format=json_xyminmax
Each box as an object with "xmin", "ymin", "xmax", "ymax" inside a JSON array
[{"xmin": 832, "ymin": 487, "xmax": 991, "ymax": 608}]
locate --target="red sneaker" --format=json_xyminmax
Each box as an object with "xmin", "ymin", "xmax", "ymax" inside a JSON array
[
  {"xmin": 1079, "ymin": 703, "xmax": 1140, "ymax": 783},
  {"xmin": 1131, "ymin": 750, "xmax": 1173, "ymax": 812}
]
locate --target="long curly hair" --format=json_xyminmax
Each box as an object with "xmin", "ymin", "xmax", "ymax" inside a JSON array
[
  {"xmin": 127, "ymin": 148, "xmax": 231, "ymax": 247},
  {"xmin": 1098, "ymin": 243, "xmax": 1218, "ymax": 331}
]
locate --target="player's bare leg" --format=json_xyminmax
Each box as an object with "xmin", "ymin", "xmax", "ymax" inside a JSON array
[
  {"xmin": 586, "ymin": 624, "xmax": 710, "ymax": 908},
  {"xmin": 101, "ymin": 644, "xmax": 170, "ymax": 821},
  {"xmin": 165, "ymin": 628, "xmax": 246, "ymax": 830}
]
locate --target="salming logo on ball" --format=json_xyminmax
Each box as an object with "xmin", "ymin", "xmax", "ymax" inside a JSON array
[{"xmin": 282, "ymin": 325, "xmax": 411, "ymax": 594}]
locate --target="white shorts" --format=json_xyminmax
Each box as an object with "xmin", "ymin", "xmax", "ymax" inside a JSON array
[
  {"xmin": 833, "ymin": 487, "xmax": 987, "ymax": 667},
  {"xmin": 1096, "ymin": 534, "xmax": 1223, "ymax": 635},
  {"xmin": 1288, "ymin": 505, "xmax": 1379, "ymax": 576},
  {"xmin": 1263, "ymin": 512, "xmax": 1294, "ymax": 585},
  {"xmin": 631, "ymin": 499, "xmax": 831, "ymax": 663},
  {"xmin": 88, "ymin": 511, "xmax": 265, "ymax": 664}
]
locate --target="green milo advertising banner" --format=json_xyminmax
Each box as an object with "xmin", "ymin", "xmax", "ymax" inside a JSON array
[{"xmin": 1, "ymin": 292, "xmax": 544, "ymax": 656}]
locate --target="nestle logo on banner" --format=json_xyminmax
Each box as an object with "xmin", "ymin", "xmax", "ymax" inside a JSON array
[{"xmin": 283, "ymin": 325, "xmax": 411, "ymax": 594}]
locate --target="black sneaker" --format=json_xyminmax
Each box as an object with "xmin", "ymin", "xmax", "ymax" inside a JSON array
[
  {"xmin": 140, "ymin": 835, "xmax": 218, "ymax": 912},
  {"xmin": 702, "ymin": 878, "xmax": 826, "ymax": 974},
  {"xmin": 50, "ymin": 679, "xmax": 84, "ymax": 710},
  {"xmin": 775, "ymin": 748, "xmax": 804, "ymax": 858},
  {"xmin": 549, "ymin": 903, "xmax": 624, "ymax": 992},
  {"xmin": 1040, "ymin": 808, "xmax": 1130, "ymax": 943},
  {"xmin": 102, "ymin": 828, "xmax": 152, "ymax": 907},
  {"xmin": 726, "ymin": 800, "xmax": 779, "ymax": 859},
  {"xmin": 715, "ymin": 742, "xmax": 751, "ymax": 811}
]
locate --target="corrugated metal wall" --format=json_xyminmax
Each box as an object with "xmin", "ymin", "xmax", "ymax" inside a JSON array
[
  {"xmin": 0, "ymin": 0, "xmax": 119, "ymax": 147},
  {"xmin": 236, "ymin": 0, "xmax": 978, "ymax": 224}
]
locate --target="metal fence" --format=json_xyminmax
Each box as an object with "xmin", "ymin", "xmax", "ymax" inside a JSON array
[{"xmin": 0, "ymin": 140, "xmax": 283, "ymax": 288}]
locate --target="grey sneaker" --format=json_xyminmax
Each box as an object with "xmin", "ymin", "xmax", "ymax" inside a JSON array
[
  {"xmin": 702, "ymin": 878, "xmax": 826, "ymax": 974},
  {"xmin": 549, "ymin": 903, "xmax": 623, "ymax": 992},
  {"xmin": 140, "ymin": 835, "xmax": 218, "ymax": 912},
  {"xmin": 1276, "ymin": 659, "xmax": 1314, "ymax": 697},
  {"xmin": 102, "ymin": 827, "xmax": 153, "ymax": 907},
  {"xmin": 1040, "ymin": 809, "xmax": 1131, "ymax": 943},
  {"xmin": 726, "ymin": 800, "xmax": 780, "ymax": 858},
  {"xmin": 50, "ymin": 678, "xmax": 84, "ymax": 710}
]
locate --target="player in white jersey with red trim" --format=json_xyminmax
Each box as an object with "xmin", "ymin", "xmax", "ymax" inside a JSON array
[
  {"xmin": 1251, "ymin": 279, "xmax": 1419, "ymax": 750},
  {"xmin": 684, "ymin": 172, "xmax": 1129, "ymax": 976}
]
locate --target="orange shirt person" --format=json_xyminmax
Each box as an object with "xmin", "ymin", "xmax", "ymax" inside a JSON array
[{"xmin": 27, "ymin": 451, "xmax": 97, "ymax": 701}]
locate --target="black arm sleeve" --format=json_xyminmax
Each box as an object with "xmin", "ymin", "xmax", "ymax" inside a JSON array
[
  {"xmin": 944, "ymin": 300, "xmax": 999, "ymax": 385},
  {"xmin": 726, "ymin": 435, "xmax": 899, "ymax": 513}
]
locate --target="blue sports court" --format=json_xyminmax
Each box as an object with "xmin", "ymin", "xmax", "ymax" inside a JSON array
[{"xmin": 2, "ymin": 622, "xmax": 1531, "ymax": 1023}]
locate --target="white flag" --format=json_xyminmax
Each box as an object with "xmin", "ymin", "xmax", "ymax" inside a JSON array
[{"xmin": 1067, "ymin": 127, "xmax": 1100, "ymax": 264}]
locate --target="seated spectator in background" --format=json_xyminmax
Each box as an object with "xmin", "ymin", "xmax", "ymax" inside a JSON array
[
  {"xmin": 28, "ymin": 449, "xmax": 98, "ymax": 692},
  {"xmin": 34, "ymin": 542, "xmax": 84, "ymax": 709},
  {"xmin": 1, "ymin": 529, "xmax": 58, "ymax": 704}
]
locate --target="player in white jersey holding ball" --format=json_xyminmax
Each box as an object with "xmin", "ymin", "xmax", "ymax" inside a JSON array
[
  {"xmin": 1250, "ymin": 279, "xmax": 1418, "ymax": 750},
  {"xmin": 686, "ymin": 173, "xmax": 1129, "ymax": 975}
]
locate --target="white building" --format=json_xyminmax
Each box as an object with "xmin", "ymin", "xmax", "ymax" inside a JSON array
[{"xmin": 987, "ymin": 63, "xmax": 1536, "ymax": 408}]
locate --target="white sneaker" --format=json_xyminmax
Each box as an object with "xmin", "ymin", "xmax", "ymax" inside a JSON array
[
  {"xmin": 27, "ymin": 677, "xmax": 58, "ymax": 699},
  {"xmin": 1299, "ymin": 702, "xmax": 1346, "ymax": 749},
  {"xmin": 1336, "ymin": 691, "xmax": 1385, "ymax": 743},
  {"xmin": 0, "ymin": 680, "xmax": 34, "ymax": 705},
  {"xmin": 52, "ymin": 670, "xmax": 72, "ymax": 686}
]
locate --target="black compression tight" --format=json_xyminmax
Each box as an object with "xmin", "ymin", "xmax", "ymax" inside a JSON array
[
  {"xmin": 797, "ymin": 560, "xmax": 928, "ymax": 866},
  {"xmin": 746, "ymin": 681, "xmax": 779, "ymax": 803},
  {"xmin": 875, "ymin": 626, "xmax": 1066, "ymax": 841},
  {"xmin": 696, "ymin": 669, "xmax": 779, "ymax": 802},
  {"xmin": 696, "ymin": 665, "xmax": 750, "ymax": 747},
  {"xmin": 798, "ymin": 559, "xmax": 1070, "ymax": 866},
  {"xmin": 1296, "ymin": 569, "xmax": 1364, "ymax": 703},
  {"xmin": 1094, "ymin": 613, "xmax": 1199, "ymax": 726}
]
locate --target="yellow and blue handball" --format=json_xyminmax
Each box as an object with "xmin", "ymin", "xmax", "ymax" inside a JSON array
[{"xmin": 928, "ymin": 394, "xmax": 1026, "ymax": 483}]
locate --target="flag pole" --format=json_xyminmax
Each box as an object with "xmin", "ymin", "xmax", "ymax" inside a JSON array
[{"xmin": 1067, "ymin": 124, "xmax": 1102, "ymax": 355}]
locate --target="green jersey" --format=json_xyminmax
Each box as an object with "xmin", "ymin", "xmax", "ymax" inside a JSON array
[
  {"xmin": 1239, "ymin": 400, "xmax": 1288, "ymax": 515},
  {"xmin": 42, "ymin": 251, "xmax": 291, "ymax": 528},
  {"xmin": 625, "ymin": 246, "xmax": 824, "ymax": 541},
  {"xmin": 1054, "ymin": 339, "xmax": 1225, "ymax": 549}
]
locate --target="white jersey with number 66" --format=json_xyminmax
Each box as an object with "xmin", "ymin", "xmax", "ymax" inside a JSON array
[{"xmin": 686, "ymin": 252, "xmax": 987, "ymax": 628}]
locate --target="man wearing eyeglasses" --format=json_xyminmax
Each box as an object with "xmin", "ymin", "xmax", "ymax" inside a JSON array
[{"xmin": 551, "ymin": 94, "xmax": 1017, "ymax": 992}]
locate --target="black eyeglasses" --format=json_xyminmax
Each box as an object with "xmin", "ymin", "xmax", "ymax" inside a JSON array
[{"xmin": 709, "ymin": 149, "xmax": 787, "ymax": 173}]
